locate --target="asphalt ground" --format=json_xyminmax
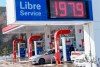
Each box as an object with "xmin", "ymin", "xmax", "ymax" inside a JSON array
[{"xmin": 0, "ymin": 61, "xmax": 74, "ymax": 67}]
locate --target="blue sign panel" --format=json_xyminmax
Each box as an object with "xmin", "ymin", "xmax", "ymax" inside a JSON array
[
  {"xmin": 37, "ymin": 45, "xmax": 43, "ymax": 55},
  {"xmin": 15, "ymin": 0, "xmax": 93, "ymax": 21},
  {"xmin": 15, "ymin": 0, "xmax": 47, "ymax": 21},
  {"xmin": 20, "ymin": 46, "xmax": 26, "ymax": 58}
]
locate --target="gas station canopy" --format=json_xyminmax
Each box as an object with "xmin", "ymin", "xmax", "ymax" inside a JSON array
[{"xmin": 2, "ymin": 22, "xmax": 87, "ymax": 34}]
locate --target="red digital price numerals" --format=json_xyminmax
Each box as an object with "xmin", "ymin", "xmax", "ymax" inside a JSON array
[{"xmin": 54, "ymin": 1, "xmax": 85, "ymax": 17}]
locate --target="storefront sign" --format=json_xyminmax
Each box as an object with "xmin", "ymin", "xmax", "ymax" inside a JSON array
[
  {"xmin": 15, "ymin": 0, "xmax": 93, "ymax": 21},
  {"xmin": 15, "ymin": 0, "xmax": 47, "ymax": 21}
]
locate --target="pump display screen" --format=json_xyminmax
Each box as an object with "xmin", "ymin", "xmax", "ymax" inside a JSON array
[{"xmin": 48, "ymin": 0, "xmax": 89, "ymax": 19}]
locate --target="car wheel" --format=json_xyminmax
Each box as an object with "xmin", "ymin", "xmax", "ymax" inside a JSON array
[{"xmin": 39, "ymin": 58, "xmax": 45, "ymax": 65}]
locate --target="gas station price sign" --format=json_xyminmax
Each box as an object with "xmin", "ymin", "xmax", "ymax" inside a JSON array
[
  {"xmin": 15, "ymin": 0, "xmax": 93, "ymax": 21},
  {"xmin": 48, "ymin": 0, "xmax": 88, "ymax": 19}
]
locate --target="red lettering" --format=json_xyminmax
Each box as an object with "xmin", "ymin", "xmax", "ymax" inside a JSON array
[
  {"xmin": 68, "ymin": 2, "xmax": 77, "ymax": 17},
  {"xmin": 54, "ymin": 1, "xmax": 84, "ymax": 18},
  {"xmin": 76, "ymin": 2, "xmax": 84, "ymax": 17},
  {"xmin": 59, "ymin": 2, "xmax": 67, "ymax": 17},
  {"xmin": 54, "ymin": 1, "xmax": 58, "ymax": 16}
]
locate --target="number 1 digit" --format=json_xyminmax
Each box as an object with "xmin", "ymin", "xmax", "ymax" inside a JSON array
[{"xmin": 54, "ymin": 1, "xmax": 58, "ymax": 16}]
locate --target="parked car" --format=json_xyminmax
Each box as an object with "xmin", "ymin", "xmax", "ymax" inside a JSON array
[
  {"xmin": 71, "ymin": 51, "xmax": 84, "ymax": 61},
  {"xmin": 29, "ymin": 46, "xmax": 63, "ymax": 64},
  {"xmin": 73, "ymin": 54, "xmax": 86, "ymax": 67}
]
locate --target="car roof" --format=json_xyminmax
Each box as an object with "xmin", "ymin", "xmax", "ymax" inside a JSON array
[
  {"xmin": 47, "ymin": 46, "xmax": 63, "ymax": 51},
  {"xmin": 52, "ymin": 46, "xmax": 63, "ymax": 49}
]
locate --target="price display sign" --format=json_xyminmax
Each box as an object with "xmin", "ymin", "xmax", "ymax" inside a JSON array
[
  {"xmin": 15, "ymin": 0, "xmax": 93, "ymax": 21},
  {"xmin": 48, "ymin": 0, "xmax": 92, "ymax": 19}
]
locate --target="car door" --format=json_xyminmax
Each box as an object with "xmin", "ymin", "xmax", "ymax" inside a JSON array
[
  {"xmin": 50, "ymin": 49, "xmax": 55, "ymax": 62},
  {"xmin": 43, "ymin": 50, "xmax": 54, "ymax": 63}
]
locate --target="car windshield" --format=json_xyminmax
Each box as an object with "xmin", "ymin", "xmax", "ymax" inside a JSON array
[
  {"xmin": 40, "ymin": 50, "xmax": 47, "ymax": 54},
  {"xmin": 40, "ymin": 49, "xmax": 62, "ymax": 54}
]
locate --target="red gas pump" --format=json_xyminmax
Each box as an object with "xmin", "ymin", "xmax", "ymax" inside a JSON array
[
  {"xmin": 54, "ymin": 30, "xmax": 70, "ymax": 64},
  {"xmin": 28, "ymin": 35, "xmax": 41, "ymax": 58},
  {"xmin": 13, "ymin": 39, "xmax": 23, "ymax": 62}
]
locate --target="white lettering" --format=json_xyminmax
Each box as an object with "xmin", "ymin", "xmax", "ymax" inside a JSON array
[
  {"xmin": 20, "ymin": 10, "xmax": 41, "ymax": 16},
  {"xmin": 37, "ymin": 4, "xmax": 41, "ymax": 10},
  {"xmin": 25, "ymin": 2, "xmax": 28, "ymax": 9},
  {"xmin": 20, "ymin": 1, "xmax": 25, "ymax": 9},
  {"xmin": 20, "ymin": 1, "xmax": 41, "ymax": 10},
  {"xmin": 20, "ymin": 10, "xmax": 24, "ymax": 16},
  {"xmin": 27, "ymin": 2, "xmax": 33, "ymax": 9}
]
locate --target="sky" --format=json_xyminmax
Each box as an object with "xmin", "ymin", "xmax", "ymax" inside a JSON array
[
  {"xmin": 0, "ymin": 0, "xmax": 6, "ymax": 7},
  {"xmin": 0, "ymin": 0, "xmax": 100, "ymax": 57},
  {"xmin": 92, "ymin": 0, "xmax": 100, "ymax": 58}
]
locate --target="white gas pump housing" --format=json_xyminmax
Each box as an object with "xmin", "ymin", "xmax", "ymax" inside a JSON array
[
  {"xmin": 17, "ymin": 43, "xmax": 26, "ymax": 58},
  {"xmin": 34, "ymin": 41, "xmax": 44, "ymax": 56},
  {"xmin": 61, "ymin": 36, "xmax": 74, "ymax": 62},
  {"xmin": 61, "ymin": 37, "xmax": 67, "ymax": 62}
]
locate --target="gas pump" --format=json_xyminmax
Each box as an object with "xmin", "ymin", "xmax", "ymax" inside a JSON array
[
  {"xmin": 28, "ymin": 35, "xmax": 41, "ymax": 57},
  {"xmin": 66, "ymin": 38, "xmax": 71, "ymax": 61},
  {"xmin": 18, "ymin": 43, "xmax": 26, "ymax": 58},
  {"xmin": 13, "ymin": 39, "xmax": 23, "ymax": 62},
  {"xmin": 54, "ymin": 30, "xmax": 71, "ymax": 64},
  {"xmin": 61, "ymin": 37, "xmax": 75, "ymax": 62},
  {"xmin": 34, "ymin": 41, "xmax": 44, "ymax": 55}
]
